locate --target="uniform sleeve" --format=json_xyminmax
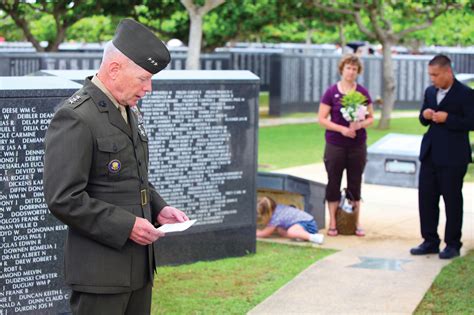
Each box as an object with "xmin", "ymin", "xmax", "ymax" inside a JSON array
[
  {"xmin": 43, "ymin": 106, "xmax": 136, "ymax": 250},
  {"xmin": 445, "ymin": 87, "xmax": 474, "ymax": 131},
  {"xmin": 149, "ymin": 182, "xmax": 168, "ymax": 224}
]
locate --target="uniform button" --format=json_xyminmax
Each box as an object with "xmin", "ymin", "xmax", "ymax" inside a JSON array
[
  {"xmin": 138, "ymin": 160, "xmax": 142, "ymax": 166},
  {"xmin": 113, "ymin": 144, "xmax": 118, "ymax": 152},
  {"xmin": 98, "ymin": 101, "xmax": 106, "ymax": 107},
  {"xmin": 141, "ymin": 177, "xmax": 144, "ymax": 184}
]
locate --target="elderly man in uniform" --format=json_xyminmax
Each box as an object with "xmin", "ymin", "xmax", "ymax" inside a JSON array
[{"xmin": 43, "ymin": 19, "xmax": 188, "ymax": 314}]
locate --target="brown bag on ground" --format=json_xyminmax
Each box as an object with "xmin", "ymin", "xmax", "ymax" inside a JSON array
[{"xmin": 336, "ymin": 189, "xmax": 357, "ymax": 235}]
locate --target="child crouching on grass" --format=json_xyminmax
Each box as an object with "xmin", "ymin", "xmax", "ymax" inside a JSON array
[{"xmin": 256, "ymin": 196, "xmax": 324, "ymax": 244}]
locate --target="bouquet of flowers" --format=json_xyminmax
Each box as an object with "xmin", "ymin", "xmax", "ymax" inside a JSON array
[{"xmin": 340, "ymin": 91, "xmax": 368, "ymax": 122}]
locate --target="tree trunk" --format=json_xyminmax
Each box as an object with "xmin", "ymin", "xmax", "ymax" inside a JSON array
[
  {"xmin": 338, "ymin": 22, "xmax": 346, "ymax": 48},
  {"xmin": 306, "ymin": 28, "xmax": 314, "ymax": 45},
  {"xmin": 186, "ymin": 12, "xmax": 203, "ymax": 70},
  {"xmin": 46, "ymin": 24, "xmax": 67, "ymax": 52},
  {"xmin": 377, "ymin": 41, "xmax": 396, "ymax": 129},
  {"xmin": 8, "ymin": 11, "xmax": 44, "ymax": 52},
  {"xmin": 181, "ymin": 0, "xmax": 225, "ymax": 70}
]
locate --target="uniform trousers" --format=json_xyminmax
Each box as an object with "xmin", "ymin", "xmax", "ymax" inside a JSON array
[
  {"xmin": 70, "ymin": 282, "xmax": 152, "ymax": 315},
  {"xmin": 418, "ymin": 152, "xmax": 467, "ymax": 250}
]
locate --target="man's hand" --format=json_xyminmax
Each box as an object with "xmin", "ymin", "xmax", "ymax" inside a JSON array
[
  {"xmin": 157, "ymin": 206, "xmax": 189, "ymax": 225},
  {"xmin": 129, "ymin": 217, "xmax": 164, "ymax": 245},
  {"xmin": 341, "ymin": 127, "xmax": 356, "ymax": 138},
  {"xmin": 423, "ymin": 108, "xmax": 435, "ymax": 120},
  {"xmin": 432, "ymin": 111, "xmax": 448, "ymax": 123}
]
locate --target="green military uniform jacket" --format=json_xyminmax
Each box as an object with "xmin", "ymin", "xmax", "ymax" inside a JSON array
[{"xmin": 44, "ymin": 77, "xmax": 167, "ymax": 294}]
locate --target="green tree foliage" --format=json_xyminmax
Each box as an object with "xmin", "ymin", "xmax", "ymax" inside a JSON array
[
  {"xmin": 407, "ymin": 9, "xmax": 474, "ymax": 48},
  {"xmin": 0, "ymin": 0, "xmax": 107, "ymax": 51},
  {"xmin": 202, "ymin": 0, "xmax": 282, "ymax": 49},
  {"xmin": 133, "ymin": 0, "xmax": 189, "ymax": 42},
  {"xmin": 0, "ymin": 12, "xmax": 24, "ymax": 41},
  {"xmin": 0, "ymin": 0, "xmax": 472, "ymax": 51},
  {"xmin": 66, "ymin": 16, "xmax": 116, "ymax": 43}
]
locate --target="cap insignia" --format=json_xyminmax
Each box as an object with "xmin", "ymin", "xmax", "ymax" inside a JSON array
[{"xmin": 148, "ymin": 57, "xmax": 159, "ymax": 66}]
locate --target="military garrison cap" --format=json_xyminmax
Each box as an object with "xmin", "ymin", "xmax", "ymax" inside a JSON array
[{"xmin": 113, "ymin": 18, "xmax": 170, "ymax": 74}]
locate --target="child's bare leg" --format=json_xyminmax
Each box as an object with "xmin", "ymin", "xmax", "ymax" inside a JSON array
[{"xmin": 286, "ymin": 224, "xmax": 311, "ymax": 240}]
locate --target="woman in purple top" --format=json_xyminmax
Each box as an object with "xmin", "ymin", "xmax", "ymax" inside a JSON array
[{"xmin": 318, "ymin": 54, "xmax": 374, "ymax": 237}]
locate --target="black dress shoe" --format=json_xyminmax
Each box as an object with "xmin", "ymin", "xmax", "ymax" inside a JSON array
[
  {"xmin": 410, "ymin": 242, "xmax": 439, "ymax": 255},
  {"xmin": 439, "ymin": 247, "xmax": 460, "ymax": 259}
]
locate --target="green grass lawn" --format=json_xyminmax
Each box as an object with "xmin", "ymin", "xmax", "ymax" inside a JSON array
[
  {"xmin": 258, "ymin": 117, "xmax": 426, "ymax": 171},
  {"xmin": 415, "ymin": 250, "xmax": 474, "ymax": 314},
  {"xmin": 151, "ymin": 241, "xmax": 335, "ymax": 314},
  {"xmin": 258, "ymin": 116, "xmax": 474, "ymax": 181}
]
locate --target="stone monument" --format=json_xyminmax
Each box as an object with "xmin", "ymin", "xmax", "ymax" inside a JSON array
[
  {"xmin": 143, "ymin": 70, "xmax": 259, "ymax": 265},
  {"xmin": 0, "ymin": 76, "xmax": 81, "ymax": 314},
  {"xmin": 364, "ymin": 133, "xmax": 422, "ymax": 188}
]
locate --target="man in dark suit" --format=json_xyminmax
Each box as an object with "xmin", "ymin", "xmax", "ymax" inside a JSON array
[
  {"xmin": 44, "ymin": 19, "xmax": 188, "ymax": 314},
  {"xmin": 410, "ymin": 54, "xmax": 474, "ymax": 259}
]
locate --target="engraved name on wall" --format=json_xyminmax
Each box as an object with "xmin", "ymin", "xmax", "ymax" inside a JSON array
[
  {"xmin": 141, "ymin": 85, "xmax": 256, "ymax": 228},
  {"xmin": 0, "ymin": 103, "xmax": 69, "ymax": 314}
]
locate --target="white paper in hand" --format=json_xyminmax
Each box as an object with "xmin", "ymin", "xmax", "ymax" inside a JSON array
[{"xmin": 157, "ymin": 219, "xmax": 197, "ymax": 233}]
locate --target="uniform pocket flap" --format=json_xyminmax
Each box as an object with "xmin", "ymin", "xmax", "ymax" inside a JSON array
[{"xmin": 97, "ymin": 135, "xmax": 128, "ymax": 153}]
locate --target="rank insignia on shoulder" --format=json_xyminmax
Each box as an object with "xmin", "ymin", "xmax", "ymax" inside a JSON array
[
  {"xmin": 108, "ymin": 159, "xmax": 121, "ymax": 173},
  {"xmin": 68, "ymin": 94, "xmax": 82, "ymax": 104}
]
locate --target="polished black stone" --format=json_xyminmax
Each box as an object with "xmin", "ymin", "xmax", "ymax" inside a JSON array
[
  {"xmin": 0, "ymin": 76, "xmax": 81, "ymax": 315},
  {"xmin": 141, "ymin": 71, "xmax": 259, "ymax": 265}
]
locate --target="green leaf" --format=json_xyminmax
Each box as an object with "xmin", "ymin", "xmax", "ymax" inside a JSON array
[{"xmin": 340, "ymin": 91, "xmax": 367, "ymax": 108}]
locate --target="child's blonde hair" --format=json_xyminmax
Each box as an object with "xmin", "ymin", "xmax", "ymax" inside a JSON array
[{"xmin": 257, "ymin": 196, "xmax": 277, "ymax": 226}]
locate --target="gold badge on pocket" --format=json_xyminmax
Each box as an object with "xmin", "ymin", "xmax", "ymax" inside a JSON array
[{"xmin": 108, "ymin": 159, "xmax": 121, "ymax": 173}]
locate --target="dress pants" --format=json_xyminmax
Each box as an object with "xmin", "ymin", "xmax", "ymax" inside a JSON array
[
  {"xmin": 70, "ymin": 282, "xmax": 152, "ymax": 315},
  {"xmin": 418, "ymin": 152, "xmax": 467, "ymax": 250}
]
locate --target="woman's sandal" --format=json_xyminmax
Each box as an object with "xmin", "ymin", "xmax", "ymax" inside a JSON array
[
  {"xmin": 355, "ymin": 228, "xmax": 365, "ymax": 237},
  {"xmin": 327, "ymin": 228, "xmax": 338, "ymax": 236}
]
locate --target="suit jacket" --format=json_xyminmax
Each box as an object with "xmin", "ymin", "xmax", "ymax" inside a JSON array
[
  {"xmin": 44, "ymin": 77, "xmax": 168, "ymax": 294},
  {"xmin": 419, "ymin": 79, "xmax": 474, "ymax": 166}
]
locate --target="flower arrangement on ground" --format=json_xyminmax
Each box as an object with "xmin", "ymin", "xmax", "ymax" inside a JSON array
[{"xmin": 340, "ymin": 90, "xmax": 368, "ymax": 122}]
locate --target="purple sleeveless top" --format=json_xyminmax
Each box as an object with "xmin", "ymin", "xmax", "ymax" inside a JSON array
[{"xmin": 320, "ymin": 84, "xmax": 372, "ymax": 147}]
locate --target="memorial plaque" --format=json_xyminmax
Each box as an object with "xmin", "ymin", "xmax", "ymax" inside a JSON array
[
  {"xmin": 312, "ymin": 57, "xmax": 321, "ymax": 102},
  {"xmin": 303, "ymin": 58, "xmax": 312, "ymax": 103},
  {"xmin": 0, "ymin": 77, "xmax": 82, "ymax": 315},
  {"xmin": 140, "ymin": 70, "xmax": 259, "ymax": 265},
  {"xmin": 364, "ymin": 133, "xmax": 422, "ymax": 188}
]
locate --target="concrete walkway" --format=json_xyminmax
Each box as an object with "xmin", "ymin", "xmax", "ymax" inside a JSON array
[{"xmin": 249, "ymin": 163, "xmax": 474, "ymax": 314}]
